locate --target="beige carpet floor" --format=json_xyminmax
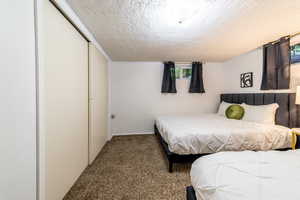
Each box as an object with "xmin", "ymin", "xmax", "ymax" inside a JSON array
[{"xmin": 63, "ymin": 135, "xmax": 192, "ymax": 200}]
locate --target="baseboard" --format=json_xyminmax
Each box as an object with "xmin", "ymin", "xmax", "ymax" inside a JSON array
[{"xmin": 112, "ymin": 131, "xmax": 154, "ymax": 136}]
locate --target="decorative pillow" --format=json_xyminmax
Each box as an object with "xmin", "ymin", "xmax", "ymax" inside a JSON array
[
  {"xmin": 225, "ymin": 105, "xmax": 245, "ymax": 120},
  {"xmin": 218, "ymin": 102, "xmax": 236, "ymax": 116},
  {"xmin": 241, "ymin": 103, "xmax": 279, "ymax": 124}
]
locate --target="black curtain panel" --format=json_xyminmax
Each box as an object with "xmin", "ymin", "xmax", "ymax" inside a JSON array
[
  {"xmin": 161, "ymin": 61, "xmax": 177, "ymax": 93},
  {"xmin": 189, "ymin": 62, "xmax": 205, "ymax": 93},
  {"xmin": 261, "ymin": 37, "xmax": 291, "ymax": 90}
]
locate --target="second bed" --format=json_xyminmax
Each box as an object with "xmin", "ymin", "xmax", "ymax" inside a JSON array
[{"xmin": 188, "ymin": 149, "xmax": 300, "ymax": 200}]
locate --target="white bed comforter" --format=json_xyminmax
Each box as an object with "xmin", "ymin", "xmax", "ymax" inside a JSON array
[
  {"xmin": 191, "ymin": 150, "xmax": 300, "ymax": 200},
  {"xmin": 155, "ymin": 114, "xmax": 291, "ymax": 155}
]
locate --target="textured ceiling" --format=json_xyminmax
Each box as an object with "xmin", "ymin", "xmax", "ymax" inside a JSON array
[{"xmin": 66, "ymin": 0, "xmax": 300, "ymax": 61}]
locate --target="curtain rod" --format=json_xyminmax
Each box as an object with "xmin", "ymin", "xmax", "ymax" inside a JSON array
[
  {"xmin": 173, "ymin": 61, "xmax": 206, "ymax": 64},
  {"xmin": 291, "ymin": 31, "xmax": 300, "ymax": 38},
  {"xmin": 270, "ymin": 31, "xmax": 300, "ymax": 45},
  {"xmin": 175, "ymin": 62, "xmax": 192, "ymax": 64}
]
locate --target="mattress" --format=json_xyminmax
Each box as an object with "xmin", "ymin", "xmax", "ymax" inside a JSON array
[
  {"xmin": 155, "ymin": 114, "xmax": 291, "ymax": 155},
  {"xmin": 191, "ymin": 150, "xmax": 300, "ymax": 200}
]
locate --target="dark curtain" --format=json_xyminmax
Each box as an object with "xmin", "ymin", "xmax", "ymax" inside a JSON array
[
  {"xmin": 189, "ymin": 62, "xmax": 205, "ymax": 93},
  {"xmin": 161, "ymin": 61, "xmax": 177, "ymax": 93},
  {"xmin": 261, "ymin": 37, "xmax": 290, "ymax": 90}
]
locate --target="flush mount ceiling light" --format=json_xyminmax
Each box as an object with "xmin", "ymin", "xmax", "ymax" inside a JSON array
[{"xmin": 165, "ymin": 0, "xmax": 209, "ymax": 26}]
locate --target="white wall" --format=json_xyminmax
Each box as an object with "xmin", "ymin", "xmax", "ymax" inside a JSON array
[
  {"xmin": 110, "ymin": 36, "xmax": 300, "ymax": 135},
  {"xmin": 222, "ymin": 35, "xmax": 300, "ymax": 93},
  {"xmin": 111, "ymin": 62, "xmax": 224, "ymax": 135},
  {"xmin": 0, "ymin": 1, "xmax": 36, "ymax": 200}
]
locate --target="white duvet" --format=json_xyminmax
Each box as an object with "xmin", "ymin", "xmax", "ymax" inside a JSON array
[
  {"xmin": 191, "ymin": 150, "xmax": 300, "ymax": 200},
  {"xmin": 155, "ymin": 114, "xmax": 291, "ymax": 155}
]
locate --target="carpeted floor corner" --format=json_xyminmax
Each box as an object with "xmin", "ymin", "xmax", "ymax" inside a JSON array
[{"xmin": 63, "ymin": 135, "xmax": 191, "ymax": 200}]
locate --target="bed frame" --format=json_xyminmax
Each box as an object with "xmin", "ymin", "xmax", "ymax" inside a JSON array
[
  {"xmin": 154, "ymin": 125, "xmax": 206, "ymax": 172},
  {"xmin": 155, "ymin": 93, "xmax": 300, "ymax": 173},
  {"xmin": 186, "ymin": 186, "xmax": 197, "ymax": 200}
]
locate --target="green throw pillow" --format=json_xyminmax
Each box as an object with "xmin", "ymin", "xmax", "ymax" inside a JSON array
[{"xmin": 225, "ymin": 105, "xmax": 245, "ymax": 120}]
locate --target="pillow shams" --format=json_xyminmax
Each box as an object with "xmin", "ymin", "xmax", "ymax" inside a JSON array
[{"xmin": 241, "ymin": 103, "xmax": 279, "ymax": 125}]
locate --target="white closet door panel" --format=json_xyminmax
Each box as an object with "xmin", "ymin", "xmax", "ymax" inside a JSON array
[
  {"xmin": 89, "ymin": 43, "xmax": 108, "ymax": 164},
  {"xmin": 41, "ymin": 1, "xmax": 89, "ymax": 200}
]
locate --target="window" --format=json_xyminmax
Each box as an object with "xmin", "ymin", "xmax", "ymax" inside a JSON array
[
  {"xmin": 291, "ymin": 43, "xmax": 300, "ymax": 64},
  {"xmin": 175, "ymin": 64, "xmax": 192, "ymax": 79}
]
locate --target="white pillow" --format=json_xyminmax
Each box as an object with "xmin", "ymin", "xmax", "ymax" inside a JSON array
[
  {"xmin": 218, "ymin": 102, "xmax": 236, "ymax": 116},
  {"xmin": 241, "ymin": 103, "xmax": 279, "ymax": 125}
]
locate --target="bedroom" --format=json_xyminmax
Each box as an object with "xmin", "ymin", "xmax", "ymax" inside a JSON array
[{"xmin": 2, "ymin": 0, "xmax": 300, "ymax": 200}]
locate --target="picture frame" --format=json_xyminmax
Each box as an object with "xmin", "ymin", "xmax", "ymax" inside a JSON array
[{"xmin": 240, "ymin": 72, "xmax": 253, "ymax": 88}]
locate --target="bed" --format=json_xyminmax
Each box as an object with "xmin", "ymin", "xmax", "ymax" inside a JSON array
[
  {"xmin": 187, "ymin": 150, "xmax": 300, "ymax": 200},
  {"xmin": 155, "ymin": 93, "xmax": 300, "ymax": 172},
  {"xmin": 156, "ymin": 114, "xmax": 291, "ymax": 155}
]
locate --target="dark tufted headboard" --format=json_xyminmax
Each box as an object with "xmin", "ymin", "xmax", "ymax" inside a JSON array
[{"xmin": 221, "ymin": 93, "xmax": 300, "ymax": 128}]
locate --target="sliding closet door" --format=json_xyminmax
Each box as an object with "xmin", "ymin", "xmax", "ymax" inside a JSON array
[
  {"xmin": 40, "ymin": 1, "xmax": 89, "ymax": 200},
  {"xmin": 88, "ymin": 44, "xmax": 108, "ymax": 164}
]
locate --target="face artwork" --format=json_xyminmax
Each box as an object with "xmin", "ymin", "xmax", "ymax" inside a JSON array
[{"xmin": 240, "ymin": 72, "xmax": 253, "ymax": 88}]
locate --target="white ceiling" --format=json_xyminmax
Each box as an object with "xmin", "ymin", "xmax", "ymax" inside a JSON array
[{"xmin": 66, "ymin": 0, "xmax": 300, "ymax": 62}]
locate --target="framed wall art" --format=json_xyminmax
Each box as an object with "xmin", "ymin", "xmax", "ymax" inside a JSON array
[{"xmin": 240, "ymin": 72, "xmax": 253, "ymax": 88}]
